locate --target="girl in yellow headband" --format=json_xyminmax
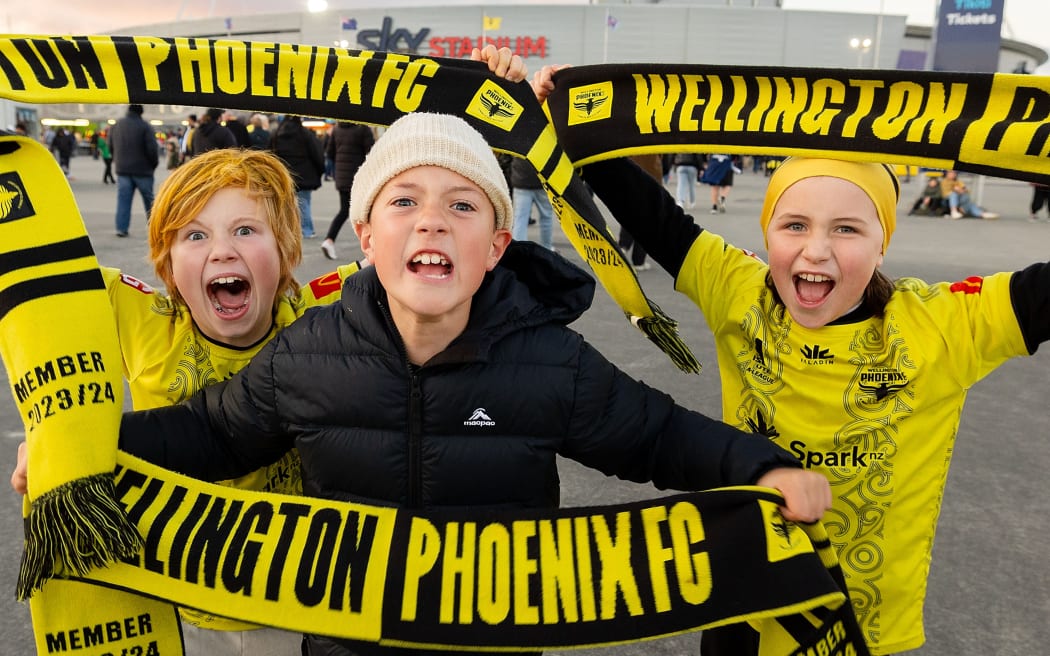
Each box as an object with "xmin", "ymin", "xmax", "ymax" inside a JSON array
[
  {"xmin": 532, "ymin": 62, "xmax": 1044, "ymax": 656},
  {"xmin": 578, "ymin": 150, "xmax": 1042, "ymax": 656},
  {"xmin": 569, "ymin": 146, "xmax": 1044, "ymax": 656}
]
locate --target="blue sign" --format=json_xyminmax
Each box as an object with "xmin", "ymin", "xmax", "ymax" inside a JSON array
[{"xmin": 930, "ymin": 0, "xmax": 1004, "ymax": 73}]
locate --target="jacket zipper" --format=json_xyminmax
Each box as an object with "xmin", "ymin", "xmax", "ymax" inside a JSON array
[
  {"xmin": 376, "ymin": 298, "xmax": 424, "ymax": 507},
  {"xmin": 408, "ymin": 372, "xmax": 423, "ymax": 507}
]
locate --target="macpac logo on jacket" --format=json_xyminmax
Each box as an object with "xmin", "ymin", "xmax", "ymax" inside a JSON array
[{"xmin": 463, "ymin": 408, "xmax": 495, "ymax": 426}]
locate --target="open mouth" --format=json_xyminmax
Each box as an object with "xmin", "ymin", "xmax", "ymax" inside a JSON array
[
  {"xmin": 208, "ymin": 275, "xmax": 251, "ymax": 315},
  {"xmin": 408, "ymin": 252, "xmax": 452, "ymax": 279},
  {"xmin": 794, "ymin": 272, "xmax": 834, "ymax": 305}
]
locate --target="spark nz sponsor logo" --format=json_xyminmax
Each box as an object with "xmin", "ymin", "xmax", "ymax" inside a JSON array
[{"xmin": 789, "ymin": 440, "xmax": 885, "ymax": 469}]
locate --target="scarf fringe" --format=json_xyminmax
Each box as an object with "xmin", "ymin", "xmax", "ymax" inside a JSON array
[
  {"xmin": 17, "ymin": 473, "xmax": 143, "ymax": 601},
  {"xmin": 631, "ymin": 303, "xmax": 702, "ymax": 374}
]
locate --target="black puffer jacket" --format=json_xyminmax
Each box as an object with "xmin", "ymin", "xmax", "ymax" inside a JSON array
[{"xmin": 120, "ymin": 242, "xmax": 799, "ymax": 654}]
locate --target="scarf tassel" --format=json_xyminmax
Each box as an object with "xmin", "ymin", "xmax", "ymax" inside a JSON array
[
  {"xmin": 630, "ymin": 302, "xmax": 702, "ymax": 375},
  {"xmin": 17, "ymin": 473, "xmax": 143, "ymax": 601}
]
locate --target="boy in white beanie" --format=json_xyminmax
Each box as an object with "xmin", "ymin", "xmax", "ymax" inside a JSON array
[{"xmin": 114, "ymin": 112, "xmax": 831, "ymax": 655}]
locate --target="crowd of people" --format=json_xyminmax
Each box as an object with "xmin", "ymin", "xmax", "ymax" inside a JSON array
[{"xmin": 7, "ymin": 46, "xmax": 1048, "ymax": 656}]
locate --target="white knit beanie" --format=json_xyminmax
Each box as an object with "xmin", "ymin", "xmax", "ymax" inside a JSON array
[{"xmin": 350, "ymin": 113, "xmax": 513, "ymax": 231}]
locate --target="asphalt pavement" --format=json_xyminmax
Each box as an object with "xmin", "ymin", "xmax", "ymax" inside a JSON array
[{"xmin": 0, "ymin": 152, "xmax": 1047, "ymax": 654}]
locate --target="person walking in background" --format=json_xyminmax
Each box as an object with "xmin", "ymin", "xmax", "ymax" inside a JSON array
[
  {"xmin": 321, "ymin": 124, "xmax": 335, "ymax": 181},
  {"xmin": 50, "ymin": 127, "xmax": 75, "ymax": 176},
  {"xmin": 1029, "ymin": 182, "xmax": 1050, "ymax": 222},
  {"xmin": 108, "ymin": 104, "xmax": 158, "ymax": 237},
  {"xmin": 509, "ymin": 156, "xmax": 556, "ymax": 250},
  {"xmin": 672, "ymin": 152, "xmax": 701, "ymax": 208},
  {"xmin": 223, "ymin": 111, "xmax": 252, "ymax": 148},
  {"xmin": 320, "ymin": 121, "xmax": 375, "ymax": 260},
  {"xmin": 270, "ymin": 115, "xmax": 325, "ymax": 239},
  {"xmin": 165, "ymin": 138, "xmax": 180, "ymax": 170},
  {"xmin": 619, "ymin": 153, "xmax": 662, "ymax": 271},
  {"xmin": 97, "ymin": 129, "xmax": 115, "ymax": 184},
  {"xmin": 248, "ymin": 113, "xmax": 271, "ymax": 150},
  {"xmin": 190, "ymin": 108, "xmax": 236, "ymax": 158},
  {"xmin": 179, "ymin": 113, "xmax": 197, "ymax": 164},
  {"xmin": 700, "ymin": 153, "xmax": 737, "ymax": 214}
]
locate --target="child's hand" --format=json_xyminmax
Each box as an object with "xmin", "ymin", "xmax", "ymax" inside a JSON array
[
  {"xmin": 470, "ymin": 45, "xmax": 527, "ymax": 83},
  {"xmin": 530, "ymin": 64, "xmax": 571, "ymax": 104},
  {"xmin": 10, "ymin": 440, "xmax": 27, "ymax": 495},
  {"xmin": 756, "ymin": 467, "xmax": 831, "ymax": 523}
]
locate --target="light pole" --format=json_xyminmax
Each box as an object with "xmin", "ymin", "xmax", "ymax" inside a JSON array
[{"xmin": 849, "ymin": 37, "xmax": 873, "ymax": 68}]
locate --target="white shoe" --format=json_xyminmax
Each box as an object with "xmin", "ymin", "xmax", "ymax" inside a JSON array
[
  {"xmin": 320, "ymin": 239, "xmax": 337, "ymax": 260},
  {"xmin": 633, "ymin": 262, "xmax": 652, "ymax": 272},
  {"xmin": 949, "ymin": 209, "xmax": 963, "ymax": 219},
  {"xmin": 981, "ymin": 212, "xmax": 999, "ymax": 220}
]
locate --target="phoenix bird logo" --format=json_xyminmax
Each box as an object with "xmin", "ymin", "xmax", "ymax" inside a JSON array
[
  {"xmin": 0, "ymin": 172, "xmax": 33, "ymax": 223},
  {"xmin": 573, "ymin": 95, "xmax": 608, "ymax": 116},
  {"xmin": 770, "ymin": 509, "xmax": 793, "ymax": 546},
  {"xmin": 859, "ymin": 381, "xmax": 908, "ymax": 401},
  {"xmin": 480, "ymin": 96, "xmax": 515, "ymax": 119},
  {"xmin": 0, "ymin": 179, "xmax": 25, "ymax": 219}
]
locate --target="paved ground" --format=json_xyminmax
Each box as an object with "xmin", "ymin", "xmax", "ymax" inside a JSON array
[{"xmin": 0, "ymin": 151, "xmax": 1047, "ymax": 654}]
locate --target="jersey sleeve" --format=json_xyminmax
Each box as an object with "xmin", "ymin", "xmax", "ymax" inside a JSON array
[
  {"xmin": 100, "ymin": 266, "xmax": 171, "ymax": 381},
  {"xmin": 676, "ymin": 230, "xmax": 770, "ymax": 330},
  {"xmin": 900, "ymin": 272, "xmax": 1028, "ymax": 386}
]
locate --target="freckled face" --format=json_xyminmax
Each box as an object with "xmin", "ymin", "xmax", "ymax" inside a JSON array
[
  {"xmin": 169, "ymin": 188, "xmax": 281, "ymax": 347},
  {"xmin": 765, "ymin": 177, "xmax": 885, "ymax": 328},
  {"xmin": 355, "ymin": 166, "xmax": 511, "ymax": 332}
]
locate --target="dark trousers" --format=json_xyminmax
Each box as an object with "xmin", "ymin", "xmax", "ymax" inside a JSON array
[
  {"xmin": 1032, "ymin": 186, "xmax": 1050, "ymax": 215},
  {"xmin": 325, "ymin": 188, "xmax": 351, "ymax": 241},
  {"xmin": 618, "ymin": 228, "xmax": 647, "ymax": 266}
]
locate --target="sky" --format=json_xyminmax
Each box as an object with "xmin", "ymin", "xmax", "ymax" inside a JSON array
[{"xmin": 3, "ymin": 0, "xmax": 1049, "ymax": 71}]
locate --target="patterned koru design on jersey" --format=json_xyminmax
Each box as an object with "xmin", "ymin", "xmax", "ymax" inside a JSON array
[
  {"xmin": 169, "ymin": 339, "xmax": 218, "ymax": 404},
  {"xmin": 732, "ymin": 299, "xmax": 789, "ymax": 433},
  {"xmin": 731, "ymin": 299, "xmax": 915, "ymax": 645}
]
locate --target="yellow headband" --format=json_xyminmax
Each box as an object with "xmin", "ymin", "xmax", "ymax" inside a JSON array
[{"xmin": 760, "ymin": 158, "xmax": 900, "ymax": 253}]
